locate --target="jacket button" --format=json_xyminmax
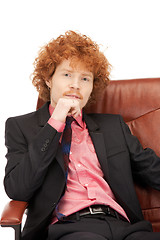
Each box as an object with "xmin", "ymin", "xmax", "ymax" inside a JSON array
[
  {"xmin": 41, "ymin": 147, "xmax": 45, "ymax": 152},
  {"xmin": 46, "ymin": 139, "xmax": 50, "ymax": 144}
]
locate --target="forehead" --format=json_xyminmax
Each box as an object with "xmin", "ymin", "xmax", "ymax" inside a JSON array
[{"xmin": 57, "ymin": 59, "xmax": 94, "ymax": 76}]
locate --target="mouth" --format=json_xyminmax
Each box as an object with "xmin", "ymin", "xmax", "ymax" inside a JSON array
[
  {"xmin": 63, "ymin": 91, "xmax": 83, "ymax": 100},
  {"xmin": 65, "ymin": 94, "xmax": 81, "ymax": 99}
]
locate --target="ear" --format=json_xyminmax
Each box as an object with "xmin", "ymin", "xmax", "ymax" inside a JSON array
[{"xmin": 45, "ymin": 79, "xmax": 52, "ymax": 89}]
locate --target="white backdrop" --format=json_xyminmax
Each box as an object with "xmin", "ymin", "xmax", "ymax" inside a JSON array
[{"xmin": 0, "ymin": 0, "xmax": 160, "ymax": 239}]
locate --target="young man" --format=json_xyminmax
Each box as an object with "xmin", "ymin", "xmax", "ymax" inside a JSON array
[{"xmin": 4, "ymin": 31, "xmax": 160, "ymax": 240}]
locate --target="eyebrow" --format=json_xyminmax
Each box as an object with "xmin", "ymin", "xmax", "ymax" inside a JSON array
[
  {"xmin": 81, "ymin": 73, "xmax": 93, "ymax": 78},
  {"xmin": 61, "ymin": 68, "xmax": 73, "ymax": 73}
]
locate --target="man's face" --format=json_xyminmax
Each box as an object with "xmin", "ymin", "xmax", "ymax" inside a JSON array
[{"xmin": 47, "ymin": 59, "xmax": 94, "ymax": 109}]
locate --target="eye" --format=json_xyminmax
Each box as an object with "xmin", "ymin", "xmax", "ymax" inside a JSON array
[
  {"xmin": 64, "ymin": 73, "xmax": 71, "ymax": 77},
  {"xmin": 82, "ymin": 77, "xmax": 89, "ymax": 81}
]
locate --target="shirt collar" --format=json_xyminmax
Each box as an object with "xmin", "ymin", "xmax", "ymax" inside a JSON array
[{"xmin": 49, "ymin": 104, "xmax": 84, "ymax": 128}]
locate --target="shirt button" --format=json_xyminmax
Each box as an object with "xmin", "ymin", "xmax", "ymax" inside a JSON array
[
  {"xmin": 84, "ymin": 183, "xmax": 88, "ymax": 187},
  {"xmin": 77, "ymin": 164, "xmax": 81, "ymax": 167},
  {"xmin": 70, "ymin": 151, "xmax": 72, "ymax": 155}
]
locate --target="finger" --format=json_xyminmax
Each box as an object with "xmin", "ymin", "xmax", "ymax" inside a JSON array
[
  {"xmin": 71, "ymin": 109, "xmax": 81, "ymax": 118},
  {"xmin": 73, "ymin": 112, "xmax": 80, "ymax": 118}
]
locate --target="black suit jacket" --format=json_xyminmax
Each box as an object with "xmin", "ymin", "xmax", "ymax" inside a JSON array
[{"xmin": 4, "ymin": 102, "xmax": 160, "ymax": 239}]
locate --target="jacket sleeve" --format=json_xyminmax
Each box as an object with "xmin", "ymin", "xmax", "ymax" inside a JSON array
[
  {"xmin": 4, "ymin": 117, "xmax": 62, "ymax": 201},
  {"xmin": 119, "ymin": 115, "xmax": 160, "ymax": 190}
]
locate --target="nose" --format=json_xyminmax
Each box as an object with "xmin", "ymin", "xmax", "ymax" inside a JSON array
[{"xmin": 69, "ymin": 78, "xmax": 80, "ymax": 90}]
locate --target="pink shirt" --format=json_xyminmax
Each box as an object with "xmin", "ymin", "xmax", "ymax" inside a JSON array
[{"xmin": 48, "ymin": 105, "xmax": 129, "ymax": 223}]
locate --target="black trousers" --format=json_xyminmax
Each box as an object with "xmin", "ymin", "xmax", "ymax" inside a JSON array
[{"xmin": 47, "ymin": 214, "xmax": 160, "ymax": 240}]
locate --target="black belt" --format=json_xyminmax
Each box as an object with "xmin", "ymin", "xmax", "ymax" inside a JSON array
[{"xmin": 60, "ymin": 205, "xmax": 127, "ymax": 222}]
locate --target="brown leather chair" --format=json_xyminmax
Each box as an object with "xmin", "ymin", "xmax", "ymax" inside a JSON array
[{"xmin": 1, "ymin": 78, "xmax": 160, "ymax": 240}]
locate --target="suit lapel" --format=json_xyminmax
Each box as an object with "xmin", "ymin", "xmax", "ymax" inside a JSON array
[{"xmin": 83, "ymin": 113, "xmax": 109, "ymax": 182}]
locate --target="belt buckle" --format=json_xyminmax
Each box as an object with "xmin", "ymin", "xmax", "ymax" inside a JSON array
[{"xmin": 89, "ymin": 206, "xmax": 103, "ymax": 215}]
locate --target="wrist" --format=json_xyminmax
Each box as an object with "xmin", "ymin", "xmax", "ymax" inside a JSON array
[{"xmin": 48, "ymin": 117, "xmax": 65, "ymax": 132}]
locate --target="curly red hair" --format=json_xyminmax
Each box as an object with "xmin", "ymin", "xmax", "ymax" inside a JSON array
[{"xmin": 32, "ymin": 31, "xmax": 111, "ymax": 105}]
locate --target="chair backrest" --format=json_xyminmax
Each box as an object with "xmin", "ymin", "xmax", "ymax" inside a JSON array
[
  {"xmin": 85, "ymin": 78, "xmax": 160, "ymax": 232},
  {"xmin": 37, "ymin": 77, "xmax": 160, "ymax": 231}
]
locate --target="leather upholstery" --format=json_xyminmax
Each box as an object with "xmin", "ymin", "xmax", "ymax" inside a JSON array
[
  {"xmin": 0, "ymin": 201, "xmax": 28, "ymax": 225},
  {"xmin": 85, "ymin": 78, "xmax": 160, "ymax": 232}
]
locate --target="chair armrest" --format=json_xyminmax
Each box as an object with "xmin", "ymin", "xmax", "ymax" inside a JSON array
[
  {"xmin": 135, "ymin": 183, "xmax": 160, "ymax": 232},
  {"xmin": 0, "ymin": 200, "xmax": 28, "ymax": 226}
]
